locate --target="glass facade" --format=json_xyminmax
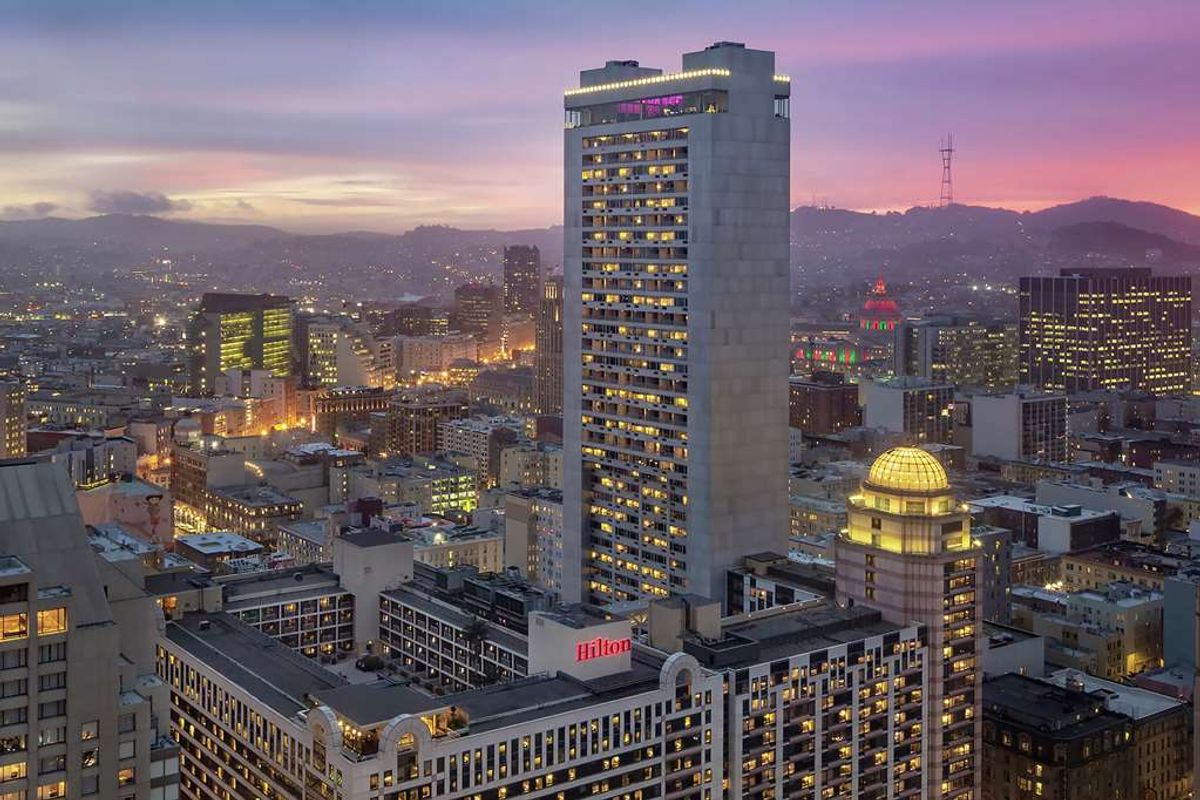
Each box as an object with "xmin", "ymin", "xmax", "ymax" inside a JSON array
[{"xmin": 566, "ymin": 90, "xmax": 727, "ymax": 128}]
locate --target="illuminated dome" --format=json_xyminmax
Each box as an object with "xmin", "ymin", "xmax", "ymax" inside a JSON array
[
  {"xmin": 859, "ymin": 276, "xmax": 902, "ymax": 332},
  {"xmin": 866, "ymin": 447, "xmax": 949, "ymax": 494}
]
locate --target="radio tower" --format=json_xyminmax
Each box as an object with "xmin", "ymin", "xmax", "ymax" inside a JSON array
[{"xmin": 939, "ymin": 133, "xmax": 955, "ymax": 207}]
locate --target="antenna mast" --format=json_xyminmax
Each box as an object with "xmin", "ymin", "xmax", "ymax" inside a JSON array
[{"xmin": 939, "ymin": 133, "xmax": 955, "ymax": 207}]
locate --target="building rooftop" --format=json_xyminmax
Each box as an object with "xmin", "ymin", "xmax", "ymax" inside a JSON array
[
  {"xmin": 984, "ymin": 672, "xmax": 1130, "ymax": 739},
  {"xmin": 1044, "ymin": 669, "xmax": 1184, "ymax": 721},
  {"xmin": 209, "ymin": 484, "xmax": 302, "ymax": 508},
  {"xmin": 166, "ymin": 612, "xmax": 345, "ymax": 717},
  {"xmin": 176, "ymin": 532, "xmax": 264, "ymax": 556},
  {"xmin": 314, "ymin": 649, "xmax": 668, "ymax": 734},
  {"xmin": 219, "ymin": 565, "xmax": 345, "ymax": 608},
  {"xmin": 684, "ymin": 603, "xmax": 912, "ymax": 668}
]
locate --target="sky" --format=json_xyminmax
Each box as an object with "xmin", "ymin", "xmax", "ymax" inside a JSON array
[{"xmin": 1, "ymin": 0, "xmax": 1197, "ymax": 232}]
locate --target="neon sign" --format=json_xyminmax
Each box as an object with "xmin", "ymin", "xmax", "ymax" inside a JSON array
[{"xmin": 575, "ymin": 636, "xmax": 632, "ymax": 662}]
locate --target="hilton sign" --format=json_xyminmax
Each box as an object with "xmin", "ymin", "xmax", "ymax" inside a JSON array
[{"xmin": 575, "ymin": 636, "xmax": 632, "ymax": 663}]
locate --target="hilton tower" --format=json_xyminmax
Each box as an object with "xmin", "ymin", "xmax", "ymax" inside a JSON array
[{"xmin": 563, "ymin": 42, "xmax": 792, "ymax": 606}]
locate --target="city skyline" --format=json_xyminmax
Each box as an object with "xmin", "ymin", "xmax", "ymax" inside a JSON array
[{"xmin": 2, "ymin": 0, "xmax": 1198, "ymax": 232}]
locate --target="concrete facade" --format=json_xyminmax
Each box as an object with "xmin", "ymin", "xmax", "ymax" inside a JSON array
[{"xmin": 564, "ymin": 43, "xmax": 791, "ymax": 606}]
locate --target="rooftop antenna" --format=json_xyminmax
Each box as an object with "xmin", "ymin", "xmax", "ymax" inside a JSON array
[{"xmin": 939, "ymin": 133, "xmax": 955, "ymax": 207}]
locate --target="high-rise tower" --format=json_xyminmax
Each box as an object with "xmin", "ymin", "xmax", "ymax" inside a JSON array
[
  {"xmin": 563, "ymin": 43, "xmax": 792, "ymax": 606},
  {"xmin": 1019, "ymin": 267, "xmax": 1192, "ymax": 394},
  {"xmin": 503, "ymin": 245, "xmax": 542, "ymax": 315},
  {"xmin": 835, "ymin": 447, "xmax": 982, "ymax": 799},
  {"xmin": 534, "ymin": 274, "xmax": 564, "ymax": 415}
]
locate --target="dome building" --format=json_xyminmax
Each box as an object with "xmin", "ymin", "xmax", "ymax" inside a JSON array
[
  {"xmin": 859, "ymin": 276, "xmax": 903, "ymax": 333},
  {"xmin": 836, "ymin": 446, "xmax": 981, "ymax": 800}
]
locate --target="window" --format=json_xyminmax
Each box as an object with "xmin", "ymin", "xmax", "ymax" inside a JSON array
[
  {"xmin": 0, "ymin": 614, "xmax": 26, "ymax": 642},
  {"xmin": 38, "ymin": 727, "xmax": 65, "ymax": 747},
  {"xmin": 36, "ymin": 782, "xmax": 66, "ymax": 800},
  {"xmin": 0, "ymin": 650, "xmax": 25, "ymax": 670},
  {"xmin": 37, "ymin": 673, "xmax": 64, "ymax": 692},
  {"xmin": 36, "ymin": 609, "xmax": 66, "ymax": 636},
  {"xmin": 81, "ymin": 748, "xmax": 98, "ymax": 768},
  {"xmin": 38, "ymin": 701, "xmax": 65, "ymax": 720},
  {"xmin": 117, "ymin": 768, "xmax": 135, "ymax": 787},
  {"xmin": 38, "ymin": 754, "xmax": 65, "ymax": 775},
  {"xmin": 0, "ymin": 584, "xmax": 27, "ymax": 604},
  {"xmin": 38, "ymin": 643, "xmax": 65, "ymax": 664},
  {"xmin": 117, "ymin": 715, "xmax": 135, "ymax": 734},
  {"xmin": 0, "ymin": 708, "xmax": 26, "ymax": 726},
  {"xmin": 0, "ymin": 760, "xmax": 25, "ymax": 781},
  {"xmin": 118, "ymin": 740, "xmax": 135, "ymax": 760},
  {"xmin": 80, "ymin": 721, "xmax": 98, "ymax": 741},
  {"xmin": 81, "ymin": 775, "xmax": 99, "ymax": 796},
  {"xmin": 0, "ymin": 679, "xmax": 25, "ymax": 698}
]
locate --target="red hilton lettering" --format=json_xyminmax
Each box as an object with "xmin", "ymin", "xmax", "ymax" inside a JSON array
[{"xmin": 575, "ymin": 636, "xmax": 632, "ymax": 662}]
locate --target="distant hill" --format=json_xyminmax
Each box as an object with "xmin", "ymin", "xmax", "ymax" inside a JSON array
[
  {"xmin": 1028, "ymin": 197, "xmax": 1200, "ymax": 245},
  {"xmin": 1048, "ymin": 221, "xmax": 1200, "ymax": 261},
  {"xmin": 1, "ymin": 195, "xmax": 1197, "ymax": 292}
]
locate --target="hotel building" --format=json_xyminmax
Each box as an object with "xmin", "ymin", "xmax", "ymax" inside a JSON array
[
  {"xmin": 835, "ymin": 447, "xmax": 982, "ymax": 799},
  {"xmin": 1019, "ymin": 268, "xmax": 1192, "ymax": 395},
  {"xmin": 0, "ymin": 461, "xmax": 177, "ymax": 800},
  {"xmin": 563, "ymin": 42, "xmax": 792, "ymax": 606}
]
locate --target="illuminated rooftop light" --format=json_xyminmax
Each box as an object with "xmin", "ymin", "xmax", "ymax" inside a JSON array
[{"xmin": 565, "ymin": 68, "xmax": 731, "ymax": 97}]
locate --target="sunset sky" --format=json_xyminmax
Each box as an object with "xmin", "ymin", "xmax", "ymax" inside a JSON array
[{"xmin": 2, "ymin": 0, "xmax": 1197, "ymax": 232}]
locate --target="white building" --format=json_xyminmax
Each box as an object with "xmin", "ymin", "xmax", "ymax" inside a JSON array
[
  {"xmin": 563, "ymin": 42, "xmax": 792, "ymax": 605},
  {"xmin": 861, "ymin": 376, "xmax": 955, "ymax": 444},
  {"xmin": 968, "ymin": 389, "xmax": 1068, "ymax": 462}
]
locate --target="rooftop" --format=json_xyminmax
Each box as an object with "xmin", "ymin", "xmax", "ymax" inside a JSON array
[
  {"xmin": 984, "ymin": 673, "xmax": 1129, "ymax": 739},
  {"xmin": 1044, "ymin": 669, "xmax": 1184, "ymax": 721},
  {"xmin": 165, "ymin": 613, "xmax": 345, "ymax": 717},
  {"xmin": 176, "ymin": 532, "xmax": 263, "ymax": 556}
]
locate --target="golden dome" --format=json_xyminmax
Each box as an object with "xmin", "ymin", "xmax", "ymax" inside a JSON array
[{"xmin": 866, "ymin": 447, "xmax": 949, "ymax": 494}]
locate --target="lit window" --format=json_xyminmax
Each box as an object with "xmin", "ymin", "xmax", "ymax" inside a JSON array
[
  {"xmin": 37, "ymin": 608, "xmax": 67, "ymax": 636},
  {"xmin": 0, "ymin": 613, "xmax": 27, "ymax": 641}
]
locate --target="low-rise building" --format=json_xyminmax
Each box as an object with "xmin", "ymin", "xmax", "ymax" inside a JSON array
[
  {"xmin": 220, "ymin": 565, "xmax": 355, "ymax": 660},
  {"xmin": 983, "ymin": 673, "xmax": 1136, "ymax": 800},
  {"xmin": 204, "ymin": 484, "xmax": 304, "ymax": 542}
]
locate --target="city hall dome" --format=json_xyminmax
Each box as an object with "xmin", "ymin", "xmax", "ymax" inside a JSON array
[{"xmin": 866, "ymin": 447, "xmax": 949, "ymax": 494}]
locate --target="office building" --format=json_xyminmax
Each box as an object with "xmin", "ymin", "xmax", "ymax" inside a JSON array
[
  {"xmin": 787, "ymin": 371, "xmax": 860, "ymax": 435},
  {"xmin": 384, "ymin": 304, "xmax": 450, "ymax": 337},
  {"xmin": 0, "ymin": 381, "xmax": 26, "ymax": 458},
  {"xmin": 204, "ymin": 485, "xmax": 304, "ymax": 543},
  {"xmin": 394, "ymin": 333, "xmax": 479, "ymax": 380},
  {"xmin": 503, "ymin": 488, "xmax": 565, "ymax": 592},
  {"xmin": 187, "ymin": 292, "xmax": 293, "ymax": 395},
  {"xmin": 1010, "ymin": 582, "xmax": 1162, "ymax": 679},
  {"xmin": 437, "ymin": 416, "xmax": 521, "ymax": 489},
  {"xmin": 894, "ymin": 316, "xmax": 1018, "ymax": 390},
  {"xmin": 534, "ymin": 274, "xmax": 564, "ymax": 415},
  {"xmin": 503, "ymin": 245, "xmax": 542, "ymax": 315},
  {"xmin": 454, "ymin": 284, "xmax": 503, "ymax": 360},
  {"xmin": 861, "ymin": 376, "xmax": 955, "ymax": 444},
  {"xmin": 298, "ymin": 315, "xmax": 385, "ymax": 388},
  {"xmin": 1019, "ymin": 268, "xmax": 1192, "ymax": 395},
  {"xmin": 385, "ymin": 387, "xmax": 469, "ymax": 458},
  {"xmin": 564, "ymin": 42, "xmax": 792, "ymax": 605},
  {"xmin": 967, "ymin": 390, "xmax": 1068, "ymax": 462},
  {"xmin": 835, "ymin": 447, "xmax": 981, "ymax": 799},
  {"xmin": 0, "ymin": 461, "xmax": 177, "ymax": 800},
  {"xmin": 312, "ymin": 385, "xmax": 391, "ymax": 439}
]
